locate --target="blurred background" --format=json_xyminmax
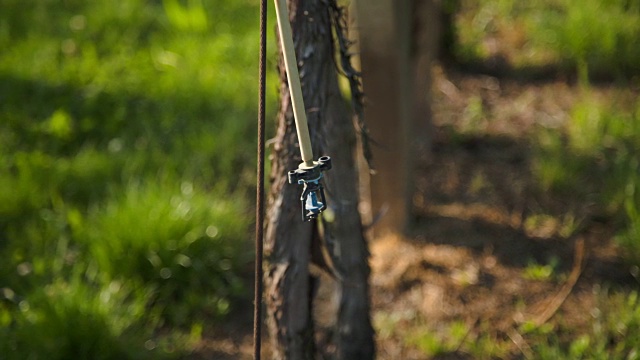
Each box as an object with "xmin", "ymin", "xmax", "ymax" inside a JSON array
[{"xmin": 0, "ymin": 0, "xmax": 639, "ymax": 359}]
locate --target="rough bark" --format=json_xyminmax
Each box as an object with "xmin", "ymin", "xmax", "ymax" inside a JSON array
[{"xmin": 264, "ymin": 1, "xmax": 374, "ymax": 359}]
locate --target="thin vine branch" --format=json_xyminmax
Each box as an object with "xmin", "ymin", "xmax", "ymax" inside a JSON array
[{"xmin": 326, "ymin": 0, "xmax": 374, "ymax": 169}]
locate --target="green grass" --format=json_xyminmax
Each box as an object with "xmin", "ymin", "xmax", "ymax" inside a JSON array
[
  {"xmin": 77, "ymin": 180, "xmax": 250, "ymax": 325},
  {"xmin": 455, "ymin": 0, "xmax": 640, "ymax": 77},
  {"xmin": 1, "ymin": 276, "xmax": 158, "ymax": 360},
  {"xmin": 390, "ymin": 291, "xmax": 640, "ymax": 359},
  {"xmin": 531, "ymin": 290, "xmax": 640, "ymax": 360},
  {"xmin": 394, "ymin": 316, "xmax": 507, "ymax": 358},
  {"xmin": 0, "ymin": 0, "xmax": 277, "ymax": 357},
  {"xmin": 530, "ymin": 0, "xmax": 640, "ymax": 77},
  {"xmin": 534, "ymin": 93, "xmax": 640, "ymax": 264},
  {"xmin": 407, "ymin": 320, "xmax": 470, "ymax": 357},
  {"xmin": 530, "ymin": 87, "xmax": 640, "ymax": 357}
]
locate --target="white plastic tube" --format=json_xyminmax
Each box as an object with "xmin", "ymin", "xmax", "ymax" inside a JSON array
[{"xmin": 274, "ymin": 0, "xmax": 315, "ymax": 168}]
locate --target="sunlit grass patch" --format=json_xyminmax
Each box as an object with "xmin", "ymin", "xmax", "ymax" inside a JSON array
[
  {"xmin": 455, "ymin": 0, "xmax": 640, "ymax": 76},
  {"xmin": 522, "ymin": 256, "xmax": 559, "ymax": 282},
  {"xmin": 531, "ymin": 0, "xmax": 640, "ymax": 77},
  {"xmin": 403, "ymin": 319, "xmax": 511, "ymax": 359},
  {"xmin": 0, "ymin": 276, "xmax": 168, "ymax": 360},
  {"xmin": 533, "ymin": 94, "xmax": 639, "ymax": 208},
  {"xmin": 0, "ymin": 176, "xmax": 249, "ymax": 355},
  {"xmin": 0, "ymin": 0, "xmax": 274, "ymax": 356},
  {"xmin": 407, "ymin": 320, "xmax": 468, "ymax": 357},
  {"xmin": 533, "ymin": 92, "xmax": 640, "ymax": 263},
  {"xmin": 531, "ymin": 290, "xmax": 640, "ymax": 359},
  {"xmin": 75, "ymin": 180, "xmax": 250, "ymax": 326}
]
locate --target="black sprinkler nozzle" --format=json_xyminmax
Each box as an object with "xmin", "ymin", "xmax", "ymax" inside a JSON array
[{"xmin": 288, "ymin": 156, "xmax": 331, "ymax": 222}]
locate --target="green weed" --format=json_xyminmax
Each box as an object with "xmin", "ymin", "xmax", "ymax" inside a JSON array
[{"xmin": 523, "ymin": 256, "xmax": 559, "ymax": 281}]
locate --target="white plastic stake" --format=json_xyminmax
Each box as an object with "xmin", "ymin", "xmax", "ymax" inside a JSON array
[{"xmin": 274, "ymin": 0, "xmax": 315, "ymax": 168}]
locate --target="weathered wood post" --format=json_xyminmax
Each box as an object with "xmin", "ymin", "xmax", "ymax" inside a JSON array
[
  {"xmin": 353, "ymin": 0, "xmax": 412, "ymax": 235},
  {"xmin": 353, "ymin": 0, "xmax": 438, "ymax": 235},
  {"xmin": 264, "ymin": 0, "xmax": 374, "ymax": 359}
]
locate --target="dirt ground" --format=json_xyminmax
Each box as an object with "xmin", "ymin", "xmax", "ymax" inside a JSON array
[
  {"xmin": 194, "ymin": 66, "xmax": 637, "ymax": 359},
  {"xmin": 369, "ymin": 65, "xmax": 635, "ymax": 359}
]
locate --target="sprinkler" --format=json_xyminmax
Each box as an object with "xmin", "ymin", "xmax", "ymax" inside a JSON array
[
  {"xmin": 274, "ymin": 0, "xmax": 331, "ymax": 221},
  {"xmin": 288, "ymin": 156, "xmax": 332, "ymax": 221}
]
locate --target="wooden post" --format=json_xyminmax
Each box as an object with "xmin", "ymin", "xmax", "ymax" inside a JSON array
[
  {"xmin": 353, "ymin": 0, "xmax": 412, "ymax": 235},
  {"xmin": 353, "ymin": 0, "xmax": 438, "ymax": 236}
]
